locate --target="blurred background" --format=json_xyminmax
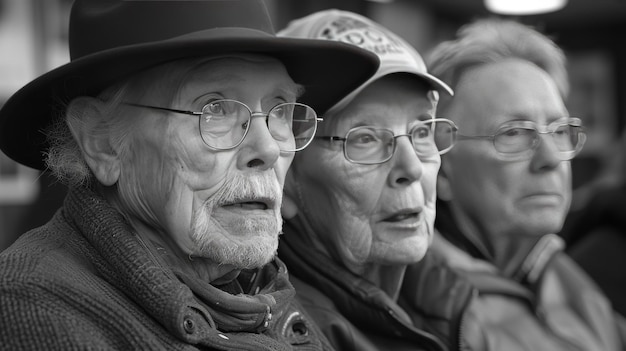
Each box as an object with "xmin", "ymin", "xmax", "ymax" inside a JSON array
[{"xmin": 1, "ymin": 0, "xmax": 625, "ymax": 250}]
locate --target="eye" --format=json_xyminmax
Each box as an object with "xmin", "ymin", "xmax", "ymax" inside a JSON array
[
  {"xmin": 206, "ymin": 101, "xmax": 227, "ymax": 115},
  {"xmin": 353, "ymin": 131, "xmax": 380, "ymax": 144},
  {"xmin": 501, "ymin": 128, "xmax": 522, "ymax": 137},
  {"xmin": 272, "ymin": 105, "xmax": 286, "ymax": 119},
  {"xmin": 414, "ymin": 126, "xmax": 431, "ymax": 139},
  {"xmin": 553, "ymin": 125, "xmax": 571, "ymax": 136},
  {"xmin": 270, "ymin": 104, "xmax": 295, "ymax": 122}
]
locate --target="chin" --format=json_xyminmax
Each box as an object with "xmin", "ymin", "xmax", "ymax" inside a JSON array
[
  {"xmin": 521, "ymin": 213, "xmax": 566, "ymax": 236},
  {"xmin": 373, "ymin": 239, "xmax": 430, "ymax": 266},
  {"xmin": 190, "ymin": 213, "xmax": 281, "ymax": 269},
  {"xmin": 195, "ymin": 232, "xmax": 279, "ymax": 269}
]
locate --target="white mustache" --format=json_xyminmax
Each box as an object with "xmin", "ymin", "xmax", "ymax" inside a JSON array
[{"xmin": 204, "ymin": 171, "xmax": 282, "ymax": 210}]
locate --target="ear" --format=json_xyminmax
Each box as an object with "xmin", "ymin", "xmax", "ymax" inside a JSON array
[
  {"xmin": 437, "ymin": 159, "xmax": 453, "ymax": 202},
  {"xmin": 280, "ymin": 168, "xmax": 299, "ymax": 219},
  {"xmin": 68, "ymin": 97, "xmax": 121, "ymax": 186}
]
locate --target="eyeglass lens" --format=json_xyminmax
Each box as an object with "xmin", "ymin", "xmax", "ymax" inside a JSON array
[
  {"xmin": 200, "ymin": 99, "xmax": 317, "ymax": 151},
  {"xmin": 494, "ymin": 123, "xmax": 583, "ymax": 155},
  {"xmin": 344, "ymin": 119, "xmax": 457, "ymax": 163}
]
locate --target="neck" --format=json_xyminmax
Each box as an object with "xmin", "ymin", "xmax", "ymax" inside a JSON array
[
  {"xmin": 289, "ymin": 214, "xmax": 408, "ymax": 300},
  {"xmin": 448, "ymin": 202, "xmax": 494, "ymax": 261},
  {"xmin": 360, "ymin": 263, "xmax": 407, "ymax": 301}
]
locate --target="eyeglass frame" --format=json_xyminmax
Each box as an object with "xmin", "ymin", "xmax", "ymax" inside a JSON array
[
  {"xmin": 314, "ymin": 118, "xmax": 459, "ymax": 165},
  {"xmin": 456, "ymin": 117, "xmax": 586, "ymax": 160},
  {"xmin": 122, "ymin": 99, "xmax": 323, "ymax": 152}
]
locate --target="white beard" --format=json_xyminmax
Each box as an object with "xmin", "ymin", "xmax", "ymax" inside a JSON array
[{"xmin": 189, "ymin": 172, "xmax": 283, "ymax": 269}]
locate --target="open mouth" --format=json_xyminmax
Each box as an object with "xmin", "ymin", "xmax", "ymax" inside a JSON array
[
  {"xmin": 383, "ymin": 211, "xmax": 420, "ymax": 223},
  {"xmin": 221, "ymin": 198, "xmax": 273, "ymax": 210}
]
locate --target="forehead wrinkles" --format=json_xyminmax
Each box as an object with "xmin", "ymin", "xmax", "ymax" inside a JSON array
[{"xmin": 179, "ymin": 56, "xmax": 301, "ymax": 100}]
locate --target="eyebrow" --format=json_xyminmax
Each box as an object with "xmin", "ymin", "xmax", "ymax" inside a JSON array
[
  {"xmin": 498, "ymin": 114, "xmax": 569, "ymax": 125},
  {"xmin": 417, "ymin": 113, "xmax": 435, "ymax": 121},
  {"xmin": 293, "ymin": 84, "xmax": 306, "ymax": 100}
]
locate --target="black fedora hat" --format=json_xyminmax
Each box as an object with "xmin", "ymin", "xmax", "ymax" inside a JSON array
[{"xmin": 0, "ymin": 0, "xmax": 379, "ymax": 170}]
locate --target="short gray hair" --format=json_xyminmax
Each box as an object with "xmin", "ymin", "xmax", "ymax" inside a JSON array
[
  {"xmin": 44, "ymin": 84, "xmax": 130, "ymax": 188},
  {"xmin": 44, "ymin": 58, "xmax": 202, "ymax": 188},
  {"xmin": 427, "ymin": 18, "xmax": 568, "ymax": 105}
]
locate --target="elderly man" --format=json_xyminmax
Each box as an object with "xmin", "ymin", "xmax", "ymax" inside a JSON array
[
  {"xmin": 277, "ymin": 10, "xmax": 457, "ymax": 350},
  {"xmin": 0, "ymin": 1, "xmax": 378, "ymax": 350},
  {"xmin": 402, "ymin": 18, "xmax": 625, "ymax": 350}
]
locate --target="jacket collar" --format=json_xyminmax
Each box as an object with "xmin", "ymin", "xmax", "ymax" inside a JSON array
[
  {"xmin": 435, "ymin": 200, "xmax": 564, "ymax": 284},
  {"xmin": 280, "ymin": 214, "xmax": 445, "ymax": 350}
]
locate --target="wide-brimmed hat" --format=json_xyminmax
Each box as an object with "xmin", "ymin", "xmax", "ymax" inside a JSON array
[
  {"xmin": 0, "ymin": 0, "xmax": 379, "ymax": 170},
  {"xmin": 279, "ymin": 9, "xmax": 453, "ymax": 116}
]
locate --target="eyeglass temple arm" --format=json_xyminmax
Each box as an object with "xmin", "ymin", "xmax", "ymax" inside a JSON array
[
  {"xmin": 314, "ymin": 136, "xmax": 346, "ymax": 141},
  {"xmin": 123, "ymin": 102, "xmax": 202, "ymax": 116},
  {"xmin": 456, "ymin": 134, "xmax": 494, "ymax": 140}
]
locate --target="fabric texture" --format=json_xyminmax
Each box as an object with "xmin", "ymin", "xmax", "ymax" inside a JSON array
[
  {"xmin": 0, "ymin": 186, "xmax": 332, "ymax": 351},
  {"xmin": 415, "ymin": 201, "xmax": 626, "ymax": 351},
  {"xmin": 278, "ymin": 215, "xmax": 446, "ymax": 351}
]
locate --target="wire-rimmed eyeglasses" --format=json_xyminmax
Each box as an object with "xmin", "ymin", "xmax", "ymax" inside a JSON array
[
  {"xmin": 123, "ymin": 99, "xmax": 322, "ymax": 152},
  {"xmin": 314, "ymin": 118, "xmax": 458, "ymax": 165},
  {"xmin": 457, "ymin": 117, "xmax": 586, "ymax": 161}
]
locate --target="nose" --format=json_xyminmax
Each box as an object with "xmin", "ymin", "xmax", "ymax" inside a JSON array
[
  {"xmin": 387, "ymin": 136, "xmax": 424, "ymax": 187},
  {"xmin": 237, "ymin": 114, "xmax": 281, "ymax": 170},
  {"xmin": 530, "ymin": 133, "xmax": 563, "ymax": 172}
]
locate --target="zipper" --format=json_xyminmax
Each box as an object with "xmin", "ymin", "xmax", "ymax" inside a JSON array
[{"xmin": 455, "ymin": 288, "xmax": 477, "ymax": 351}]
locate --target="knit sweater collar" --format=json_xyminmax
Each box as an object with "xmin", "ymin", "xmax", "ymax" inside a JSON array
[{"xmin": 63, "ymin": 186, "xmax": 295, "ymax": 340}]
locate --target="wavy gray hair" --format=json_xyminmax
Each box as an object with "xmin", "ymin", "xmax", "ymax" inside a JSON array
[{"xmin": 427, "ymin": 18, "xmax": 568, "ymax": 112}]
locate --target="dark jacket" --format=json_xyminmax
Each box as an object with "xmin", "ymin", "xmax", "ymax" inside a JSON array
[
  {"xmin": 0, "ymin": 186, "xmax": 331, "ymax": 351},
  {"xmin": 278, "ymin": 216, "xmax": 446, "ymax": 351},
  {"xmin": 561, "ymin": 183, "xmax": 626, "ymax": 316}
]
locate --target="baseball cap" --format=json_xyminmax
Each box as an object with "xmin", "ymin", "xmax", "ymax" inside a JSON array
[{"xmin": 279, "ymin": 9, "xmax": 453, "ymax": 115}]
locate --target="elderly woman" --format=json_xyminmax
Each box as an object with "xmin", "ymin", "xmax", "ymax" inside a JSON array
[
  {"xmin": 0, "ymin": 1, "xmax": 378, "ymax": 350},
  {"xmin": 278, "ymin": 10, "xmax": 456, "ymax": 350},
  {"xmin": 414, "ymin": 18, "xmax": 625, "ymax": 350}
]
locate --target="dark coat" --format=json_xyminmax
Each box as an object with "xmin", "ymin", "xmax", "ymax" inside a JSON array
[
  {"xmin": 0, "ymin": 186, "xmax": 331, "ymax": 351},
  {"xmin": 561, "ymin": 183, "xmax": 626, "ymax": 316},
  {"xmin": 278, "ymin": 216, "xmax": 446, "ymax": 351}
]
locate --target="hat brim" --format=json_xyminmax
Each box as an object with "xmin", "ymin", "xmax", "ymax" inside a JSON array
[
  {"xmin": 326, "ymin": 62, "xmax": 453, "ymax": 116},
  {"xmin": 0, "ymin": 28, "xmax": 379, "ymax": 170}
]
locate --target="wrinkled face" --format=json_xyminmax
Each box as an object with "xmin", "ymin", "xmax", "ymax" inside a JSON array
[
  {"xmin": 441, "ymin": 59, "xmax": 572, "ymax": 239},
  {"xmin": 117, "ymin": 56, "xmax": 298, "ymax": 269},
  {"xmin": 288, "ymin": 75, "xmax": 440, "ymax": 273}
]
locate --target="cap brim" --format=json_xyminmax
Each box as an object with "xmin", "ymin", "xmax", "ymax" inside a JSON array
[
  {"xmin": 0, "ymin": 28, "xmax": 379, "ymax": 170},
  {"xmin": 326, "ymin": 63, "xmax": 453, "ymax": 116}
]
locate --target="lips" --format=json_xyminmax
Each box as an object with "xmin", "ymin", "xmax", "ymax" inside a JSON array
[
  {"xmin": 520, "ymin": 192, "xmax": 563, "ymax": 206},
  {"xmin": 223, "ymin": 201, "xmax": 268, "ymax": 210},
  {"xmin": 221, "ymin": 197, "xmax": 274, "ymax": 211},
  {"xmin": 382, "ymin": 210, "xmax": 421, "ymax": 223}
]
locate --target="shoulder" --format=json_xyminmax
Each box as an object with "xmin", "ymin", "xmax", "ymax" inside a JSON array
[
  {"xmin": 0, "ymin": 213, "xmax": 96, "ymax": 288},
  {"xmin": 288, "ymin": 275, "xmax": 370, "ymax": 351},
  {"xmin": 289, "ymin": 274, "xmax": 346, "ymax": 324},
  {"xmin": 0, "ymin": 214, "xmax": 112, "ymax": 340}
]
